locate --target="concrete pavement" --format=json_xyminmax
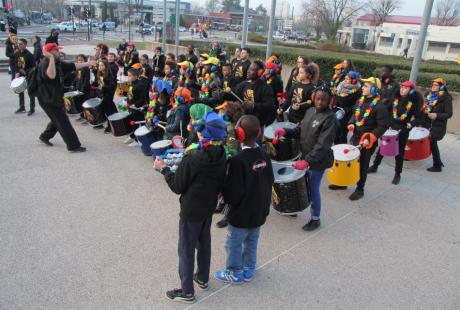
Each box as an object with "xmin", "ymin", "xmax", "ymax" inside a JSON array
[{"xmin": 0, "ymin": 72, "xmax": 459, "ymax": 309}]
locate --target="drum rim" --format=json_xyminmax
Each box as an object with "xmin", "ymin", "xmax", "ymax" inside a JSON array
[
  {"xmin": 408, "ymin": 127, "xmax": 430, "ymax": 141},
  {"xmin": 264, "ymin": 121, "xmax": 297, "ymax": 140},
  {"xmin": 331, "ymin": 144, "xmax": 360, "ymax": 161},
  {"xmin": 135, "ymin": 125, "xmax": 152, "ymax": 136},
  {"xmin": 150, "ymin": 140, "xmax": 172, "ymax": 149},
  {"xmin": 82, "ymin": 98, "xmax": 102, "ymax": 108},
  {"xmin": 108, "ymin": 111, "xmax": 131, "ymax": 121}
]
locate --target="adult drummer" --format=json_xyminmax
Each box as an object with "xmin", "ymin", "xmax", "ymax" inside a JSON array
[
  {"xmin": 37, "ymin": 43, "xmax": 95, "ymax": 153},
  {"xmin": 274, "ymin": 86, "xmax": 336, "ymax": 231},
  {"xmin": 14, "ymin": 38, "xmax": 36, "ymax": 115},
  {"xmin": 368, "ymin": 81, "xmax": 423, "ymax": 184},
  {"xmin": 336, "ymin": 77, "xmax": 389, "ymax": 201},
  {"xmin": 422, "ymin": 78, "xmax": 453, "ymax": 172}
]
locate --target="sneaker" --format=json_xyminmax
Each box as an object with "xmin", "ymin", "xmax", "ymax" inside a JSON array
[
  {"xmin": 243, "ymin": 268, "xmax": 255, "ymax": 282},
  {"xmin": 93, "ymin": 124, "xmax": 104, "ymax": 129},
  {"xmin": 15, "ymin": 107, "xmax": 26, "ymax": 114},
  {"xmin": 392, "ymin": 173, "xmax": 401, "ymax": 185},
  {"xmin": 367, "ymin": 165, "xmax": 378, "ymax": 173},
  {"xmin": 39, "ymin": 136, "xmax": 53, "ymax": 147},
  {"xmin": 427, "ymin": 166, "xmax": 442, "ymax": 172},
  {"xmin": 328, "ymin": 184, "xmax": 347, "ymax": 190},
  {"xmin": 216, "ymin": 218, "xmax": 228, "ymax": 228},
  {"xmin": 69, "ymin": 146, "xmax": 87, "ymax": 153},
  {"xmin": 124, "ymin": 137, "xmax": 134, "ymax": 144},
  {"xmin": 193, "ymin": 274, "xmax": 209, "ymax": 291},
  {"xmin": 165, "ymin": 289, "xmax": 195, "ymax": 304},
  {"xmin": 128, "ymin": 140, "xmax": 140, "ymax": 147},
  {"xmin": 302, "ymin": 219, "xmax": 321, "ymax": 231},
  {"xmin": 349, "ymin": 189, "xmax": 364, "ymax": 201},
  {"xmin": 104, "ymin": 126, "xmax": 111, "ymax": 134},
  {"xmin": 27, "ymin": 110, "xmax": 35, "ymax": 116},
  {"xmin": 214, "ymin": 269, "xmax": 244, "ymax": 284}
]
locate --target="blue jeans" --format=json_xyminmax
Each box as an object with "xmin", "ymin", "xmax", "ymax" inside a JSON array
[
  {"xmin": 225, "ymin": 225, "xmax": 260, "ymax": 273},
  {"xmin": 307, "ymin": 169, "xmax": 325, "ymax": 220}
]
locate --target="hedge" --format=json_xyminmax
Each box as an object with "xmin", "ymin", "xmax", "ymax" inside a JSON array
[{"xmin": 179, "ymin": 40, "xmax": 460, "ymax": 92}]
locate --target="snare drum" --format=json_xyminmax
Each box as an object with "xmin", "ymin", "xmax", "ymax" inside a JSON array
[
  {"xmin": 135, "ymin": 125, "xmax": 159, "ymax": 156},
  {"xmin": 405, "ymin": 127, "xmax": 431, "ymax": 160},
  {"xmin": 327, "ymin": 144, "xmax": 360, "ymax": 186},
  {"xmin": 108, "ymin": 111, "xmax": 133, "ymax": 136},
  {"xmin": 82, "ymin": 98, "xmax": 105, "ymax": 126},
  {"xmin": 10, "ymin": 77, "xmax": 27, "ymax": 94},
  {"xmin": 264, "ymin": 122, "xmax": 300, "ymax": 161},
  {"xmin": 272, "ymin": 161, "xmax": 310, "ymax": 215},
  {"xmin": 116, "ymin": 76, "xmax": 130, "ymax": 97},
  {"xmin": 63, "ymin": 91, "xmax": 82, "ymax": 114},
  {"xmin": 380, "ymin": 129, "xmax": 399, "ymax": 157},
  {"xmin": 150, "ymin": 140, "xmax": 172, "ymax": 160}
]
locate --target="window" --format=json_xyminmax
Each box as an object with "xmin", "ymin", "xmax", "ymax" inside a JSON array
[{"xmin": 353, "ymin": 28, "xmax": 369, "ymax": 44}]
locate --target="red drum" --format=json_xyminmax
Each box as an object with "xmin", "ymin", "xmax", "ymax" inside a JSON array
[
  {"xmin": 380, "ymin": 129, "xmax": 399, "ymax": 157},
  {"xmin": 404, "ymin": 127, "xmax": 431, "ymax": 160}
]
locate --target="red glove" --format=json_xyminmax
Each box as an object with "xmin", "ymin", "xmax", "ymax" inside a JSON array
[
  {"xmin": 347, "ymin": 124, "xmax": 355, "ymax": 132},
  {"xmin": 274, "ymin": 128, "xmax": 286, "ymax": 138},
  {"xmin": 292, "ymin": 160, "xmax": 309, "ymax": 170}
]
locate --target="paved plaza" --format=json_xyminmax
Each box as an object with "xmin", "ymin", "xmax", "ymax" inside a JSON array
[{"xmin": 1, "ymin": 73, "xmax": 459, "ymax": 309}]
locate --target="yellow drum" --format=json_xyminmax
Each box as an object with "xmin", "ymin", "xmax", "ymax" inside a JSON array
[
  {"xmin": 116, "ymin": 76, "xmax": 130, "ymax": 97},
  {"xmin": 327, "ymin": 144, "xmax": 360, "ymax": 186}
]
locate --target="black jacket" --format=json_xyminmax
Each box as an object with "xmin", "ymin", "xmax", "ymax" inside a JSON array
[
  {"xmin": 128, "ymin": 78, "xmax": 149, "ymax": 122},
  {"xmin": 152, "ymin": 54, "xmax": 166, "ymax": 77},
  {"xmin": 422, "ymin": 91, "xmax": 453, "ymax": 141},
  {"xmin": 162, "ymin": 145, "xmax": 227, "ymax": 222},
  {"xmin": 45, "ymin": 35, "xmax": 58, "ymax": 45},
  {"xmin": 75, "ymin": 67, "xmax": 91, "ymax": 98},
  {"xmin": 234, "ymin": 79, "xmax": 276, "ymax": 126},
  {"xmin": 348, "ymin": 95, "xmax": 390, "ymax": 141},
  {"xmin": 14, "ymin": 49, "xmax": 35, "ymax": 76},
  {"xmin": 286, "ymin": 108, "xmax": 336, "ymax": 171},
  {"xmin": 37, "ymin": 59, "xmax": 76, "ymax": 107},
  {"xmin": 165, "ymin": 104, "xmax": 189, "ymax": 138},
  {"xmin": 224, "ymin": 146, "xmax": 274, "ymax": 228},
  {"xmin": 233, "ymin": 59, "xmax": 251, "ymax": 85},
  {"xmin": 285, "ymin": 67, "xmax": 298, "ymax": 92},
  {"xmin": 266, "ymin": 75, "xmax": 283, "ymax": 98},
  {"xmin": 388, "ymin": 92, "xmax": 424, "ymax": 133},
  {"xmin": 33, "ymin": 41, "xmax": 43, "ymax": 63},
  {"xmin": 283, "ymin": 82, "xmax": 315, "ymax": 124},
  {"xmin": 5, "ymin": 37, "xmax": 17, "ymax": 67},
  {"xmin": 108, "ymin": 62, "xmax": 119, "ymax": 78},
  {"xmin": 141, "ymin": 63, "xmax": 154, "ymax": 84},
  {"xmin": 186, "ymin": 53, "xmax": 198, "ymax": 66},
  {"xmin": 380, "ymin": 76, "xmax": 400, "ymax": 108}
]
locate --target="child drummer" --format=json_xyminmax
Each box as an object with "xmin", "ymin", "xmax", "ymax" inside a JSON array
[
  {"xmin": 368, "ymin": 81, "xmax": 423, "ymax": 184},
  {"xmin": 330, "ymin": 77, "xmax": 389, "ymax": 201}
]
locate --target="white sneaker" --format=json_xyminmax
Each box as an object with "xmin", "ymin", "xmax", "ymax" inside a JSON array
[
  {"xmin": 128, "ymin": 141, "xmax": 140, "ymax": 147},
  {"xmin": 124, "ymin": 137, "xmax": 134, "ymax": 144}
]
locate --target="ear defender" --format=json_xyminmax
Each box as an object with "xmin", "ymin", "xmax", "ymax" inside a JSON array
[
  {"xmin": 409, "ymin": 88, "xmax": 416, "ymax": 95},
  {"xmin": 211, "ymin": 65, "xmax": 217, "ymax": 72},
  {"xmin": 235, "ymin": 127, "xmax": 246, "ymax": 142},
  {"xmin": 440, "ymin": 84, "xmax": 446, "ymax": 91},
  {"xmin": 257, "ymin": 68, "xmax": 264, "ymax": 78},
  {"xmin": 371, "ymin": 85, "xmax": 377, "ymax": 96}
]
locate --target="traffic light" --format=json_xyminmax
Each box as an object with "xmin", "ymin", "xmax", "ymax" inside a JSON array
[
  {"xmin": 67, "ymin": 7, "xmax": 71, "ymax": 16},
  {"xmin": 84, "ymin": 8, "xmax": 89, "ymax": 18}
]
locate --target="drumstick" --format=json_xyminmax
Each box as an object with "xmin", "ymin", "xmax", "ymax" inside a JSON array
[
  {"xmin": 157, "ymin": 120, "xmax": 167, "ymax": 125},
  {"xmin": 229, "ymin": 90, "xmax": 244, "ymax": 104},
  {"xmin": 157, "ymin": 123, "xmax": 166, "ymax": 130}
]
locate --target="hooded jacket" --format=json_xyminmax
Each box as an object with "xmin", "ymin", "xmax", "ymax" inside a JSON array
[
  {"xmin": 422, "ymin": 91, "xmax": 453, "ymax": 141},
  {"xmin": 162, "ymin": 145, "xmax": 227, "ymax": 221}
]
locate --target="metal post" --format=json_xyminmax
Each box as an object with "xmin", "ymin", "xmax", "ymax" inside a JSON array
[
  {"xmin": 175, "ymin": 0, "xmax": 180, "ymax": 56},
  {"xmin": 162, "ymin": 0, "xmax": 166, "ymax": 51},
  {"xmin": 89, "ymin": 0, "xmax": 92, "ymax": 40},
  {"xmin": 128, "ymin": 0, "xmax": 131, "ymax": 42},
  {"xmin": 241, "ymin": 0, "xmax": 249, "ymax": 48},
  {"xmin": 409, "ymin": 0, "xmax": 434, "ymax": 83},
  {"xmin": 266, "ymin": 0, "xmax": 276, "ymax": 59}
]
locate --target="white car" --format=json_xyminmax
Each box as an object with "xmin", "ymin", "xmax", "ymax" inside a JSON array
[
  {"xmin": 57, "ymin": 21, "xmax": 76, "ymax": 32},
  {"xmin": 179, "ymin": 26, "xmax": 187, "ymax": 32}
]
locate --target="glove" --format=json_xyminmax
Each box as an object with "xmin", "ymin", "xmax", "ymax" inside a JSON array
[
  {"xmin": 273, "ymin": 128, "xmax": 287, "ymax": 145},
  {"xmin": 359, "ymin": 132, "xmax": 377, "ymax": 150},
  {"xmin": 347, "ymin": 124, "xmax": 355, "ymax": 132},
  {"xmin": 292, "ymin": 160, "xmax": 309, "ymax": 170}
]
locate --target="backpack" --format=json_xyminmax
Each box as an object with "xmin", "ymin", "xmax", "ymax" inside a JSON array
[{"xmin": 26, "ymin": 66, "xmax": 40, "ymax": 96}]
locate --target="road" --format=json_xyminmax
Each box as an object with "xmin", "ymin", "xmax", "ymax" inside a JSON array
[{"xmin": 1, "ymin": 71, "xmax": 460, "ymax": 309}]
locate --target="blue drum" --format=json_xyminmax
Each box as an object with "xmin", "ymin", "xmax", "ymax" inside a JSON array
[
  {"xmin": 150, "ymin": 140, "xmax": 172, "ymax": 160},
  {"xmin": 135, "ymin": 126, "xmax": 159, "ymax": 156}
]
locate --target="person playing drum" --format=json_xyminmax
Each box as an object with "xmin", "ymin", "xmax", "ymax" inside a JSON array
[
  {"xmin": 368, "ymin": 81, "xmax": 424, "ymax": 184},
  {"xmin": 422, "ymin": 78, "xmax": 453, "ymax": 172},
  {"xmin": 274, "ymin": 85, "xmax": 337, "ymax": 231},
  {"xmin": 335, "ymin": 77, "xmax": 389, "ymax": 201},
  {"xmin": 13, "ymin": 38, "xmax": 36, "ymax": 115}
]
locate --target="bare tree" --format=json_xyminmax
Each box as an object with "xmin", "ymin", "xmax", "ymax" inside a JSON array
[
  {"xmin": 304, "ymin": 0, "xmax": 364, "ymax": 40},
  {"xmin": 368, "ymin": 0, "xmax": 401, "ymax": 26},
  {"xmin": 435, "ymin": 0, "xmax": 460, "ymax": 26},
  {"xmin": 205, "ymin": 0, "xmax": 221, "ymax": 13}
]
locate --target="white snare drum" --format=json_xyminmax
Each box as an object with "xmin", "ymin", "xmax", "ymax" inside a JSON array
[{"xmin": 11, "ymin": 77, "xmax": 27, "ymax": 94}]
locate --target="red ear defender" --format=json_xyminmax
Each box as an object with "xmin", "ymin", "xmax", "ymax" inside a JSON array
[
  {"xmin": 257, "ymin": 68, "xmax": 264, "ymax": 77},
  {"xmin": 235, "ymin": 127, "xmax": 246, "ymax": 142}
]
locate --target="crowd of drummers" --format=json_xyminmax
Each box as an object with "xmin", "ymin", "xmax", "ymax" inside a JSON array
[{"xmin": 6, "ymin": 29, "xmax": 454, "ymax": 303}]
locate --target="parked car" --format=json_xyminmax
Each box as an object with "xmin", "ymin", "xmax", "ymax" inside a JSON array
[
  {"xmin": 100, "ymin": 21, "xmax": 116, "ymax": 31},
  {"xmin": 57, "ymin": 21, "xmax": 76, "ymax": 32},
  {"xmin": 179, "ymin": 26, "xmax": 186, "ymax": 32}
]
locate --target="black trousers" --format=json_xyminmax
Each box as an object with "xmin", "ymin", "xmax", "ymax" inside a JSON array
[
  {"xmin": 372, "ymin": 131, "xmax": 410, "ymax": 174},
  {"xmin": 334, "ymin": 111, "xmax": 353, "ymax": 145},
  {"xmin": 178, "ymin": 217, "xmax": 212, "ymax": 295},
  {"xmin": 357, "ymin": 144, "xmax": 377, "ymax": 191},
  {"xmin": 39, "ymin": 101, "xmax": 81, "ymax": 150},
  {"xmin": 19, "ymin": 92, "xmax": 36, "ymax": 110},
  {"xmin": 430, "ymin": 139, "xmax": 443, "ymax": 167}
]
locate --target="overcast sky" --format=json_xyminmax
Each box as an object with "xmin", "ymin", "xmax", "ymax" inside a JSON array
[{"xmin": 190, "ymin": 0, "xmax": 429, "ymax": 17}]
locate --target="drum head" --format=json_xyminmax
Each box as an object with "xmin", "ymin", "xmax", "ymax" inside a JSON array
[
  {"xmin": 150, "ymin": 140, "xmax": 172, "ymax": 150},
  {"xmin": 11, "ymin": 77, "xmax": 25, "ymax": 87},
  {"xmin": 108, "ymin": 111, "xmax": 130, "ymax": 121},
  {"xmin": 82, "ymin": 98, "xmax": 102, "ymax": 108},
  {"xmin": 408, "ymin": 127, "xmax": 430, "ymax": 140},
  {"xmin": 135, "ymin": 125, "xmax": 151, "ymax": 137},
  {"xmin": 264, "ymin": 122, "xmax": 297, "ymax": 140},
  {"xmin": 117, "ymin": 76, "xmax": 129, "ymax": 83},
  {"xmin": 272, "ymin": 161, "xmax": 307, "ymax": 183},
  {"xmin": 383, "ymin": 129, "xmax": 399, "ymax": 137},
  {"xmin": 332, "ymin": 144, "xmax": 360, "ymax": 162}
]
